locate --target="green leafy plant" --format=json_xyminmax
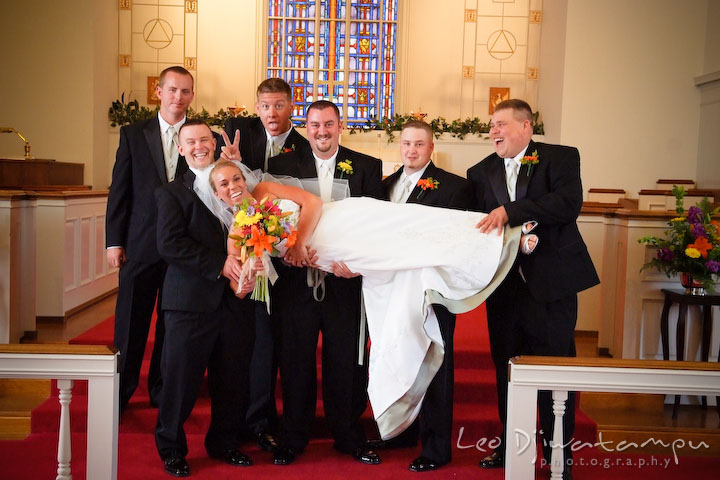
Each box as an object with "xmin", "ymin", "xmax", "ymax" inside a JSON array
[
  {"xmin": 638, "ymin": 186, "xmax": 720, "ymax": 291},
  {"xmin": 108, "ymin": 95, "xmax": 255, "ymax": 128},
  {"xmin": 108, "ymin": 93, "xmax": 157, "ymax": 127},
  {"xmin": 348, "ymin": 112, "xmax": 544, "ymax": 142},
  {"xmin": 109, "ymin": 97, "xmax": 546, "ymax": 140}
]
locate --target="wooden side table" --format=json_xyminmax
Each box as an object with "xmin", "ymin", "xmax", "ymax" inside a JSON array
[{"xmin": 660, "ymin": 288, "xmax": 720, "ymax": 418}]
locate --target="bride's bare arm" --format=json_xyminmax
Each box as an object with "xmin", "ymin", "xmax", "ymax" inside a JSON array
[{"xmin": 251, "ymin": 181, "xmax": 323, "ymax": 265}]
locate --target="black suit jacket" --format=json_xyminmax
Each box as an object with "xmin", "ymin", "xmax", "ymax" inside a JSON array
[
  {"xmin": 154, "ymin": 170, "xmax": 230, "ymax": 313},
  {"xmin": 106, "ymin": 117, "xmax": 188, "ymax": 263},
  {"xmin": 268, "ymin": 144, "xmax": 383, "ymax": 199},
  {"xmin": 467, "ymin": 140, "xmax": 599, "ymax": 302},
  {"xmin": 382, "ymin": 161, "xmax": 471, "ymax": 209},
  {"xmin": 224, "ymin": 116, "xmax": 309, "ymax": 172},
  {"xmin": 106, "ymin": 117, "xmax": 222, "ymax": 263}
]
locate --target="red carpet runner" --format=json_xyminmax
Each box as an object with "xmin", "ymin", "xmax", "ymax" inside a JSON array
[{"xmin": 2, "ymin": 305, "xmax": 718, "ymax": 479}]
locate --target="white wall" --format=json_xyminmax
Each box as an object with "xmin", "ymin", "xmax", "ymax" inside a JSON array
[
  {"xmin": 695, "ymin": 0, "xmax": 720, "ymax": 190},
  {"xmin": 0, "ymin": 1, "xmax": 117, "ymax": 187},
  {"xmin": 4, "ymin": 1, "xmax": 716, "ymax": 196},
  {"xmin": 560, "ymin": 0, "xmax": 709, "ymax": 196}
]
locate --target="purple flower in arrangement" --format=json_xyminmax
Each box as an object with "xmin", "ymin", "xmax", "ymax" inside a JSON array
[
  {"xmin": 691, "ymin": 223, "xmax": 707, "ymax": 239},
  {"xmin": 687, "ymin": 206, "xmax": 703, "ymax": 224},
  {"xmin": 706, "ymin": 260, "xmax": 720, "ymax": 274},
  {"xmin": 657, "ymin": 247, "xmax": 674, "ymax": 262},
  {"xmin": 246, "ymin": 205, "xmax": 256, "ymax": 216}
]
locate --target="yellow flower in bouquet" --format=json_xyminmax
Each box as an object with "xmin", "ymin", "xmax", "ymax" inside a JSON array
[{"xmin": 228, "ymin": 197, "xmax": 296, "ymax": 304}]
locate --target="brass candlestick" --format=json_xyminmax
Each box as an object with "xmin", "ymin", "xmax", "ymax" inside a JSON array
[{"xmin": 0, "ymin": 127, "xmax": 33, "ymax": 159}]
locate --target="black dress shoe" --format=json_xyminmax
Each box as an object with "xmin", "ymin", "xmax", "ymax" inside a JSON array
[
  {"xmin": 163, "ymin": 455, "xmax": 190, "ymax": 477},
  {"xmin": 479, "ymin": 451, "xmax": 504, "ymax": 468},
  {"xmin": 209, "ymin": 448, "xmax": 252, "ymax": 466},
  {"xmin": 256, "ymin": 432, "xmax": 278, "ymax": 452},
  {"xmin": 351, "ymin": 446, "xmax": 381, "ymax": 465},
  {"xmin": 273, "ymin": 446, "xmax": 299, "ymax": 465},
  {"xmin": 409, "ymin": 456, "xmax": 442, "ymax": 472}
]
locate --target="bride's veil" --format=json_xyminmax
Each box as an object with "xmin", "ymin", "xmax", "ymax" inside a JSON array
[{"xmin": 234, "ymin": 160, "xmax": 351, "ymax": 201}]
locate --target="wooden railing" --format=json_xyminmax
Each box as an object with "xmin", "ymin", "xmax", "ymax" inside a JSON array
[
  {"xmin": 0, "ymin": 344, "xmax": 119, "ymax": 480},
  {"xmin": 505, "ymin": 356, "xmax": 720, "ymax": 480}
]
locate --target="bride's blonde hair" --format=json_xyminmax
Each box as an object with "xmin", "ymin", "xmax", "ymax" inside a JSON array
[{"xmin": 209, "ymin": 159, "xmax": 245, "ymax": 192}]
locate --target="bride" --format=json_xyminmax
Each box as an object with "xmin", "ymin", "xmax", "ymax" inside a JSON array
[{"xmin": 208, "ymin": 159, "xmax": 522, "ymax": 439}]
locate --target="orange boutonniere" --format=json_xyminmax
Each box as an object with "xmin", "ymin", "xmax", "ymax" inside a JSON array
[
  {"xmin": 416, "ymin": 177, "xmax": 439, "ymax": 199},
  {"xmin": 281, "ymin": 144, "xmax": 296, "ymax": 154},
  {"xmin": 521, "ymin": 150, "xmax": 539, "ymax": 176}
]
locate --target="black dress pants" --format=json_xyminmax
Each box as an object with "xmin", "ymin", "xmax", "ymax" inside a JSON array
[
  {"xmin": 114, "ymin": 259, "xmax": 166, "ymax": 408},
  {"xmin": 486, "ymin": 268, "xmax": 577, "ymax": 465},
  {"xmin": 154, "ymin": 294, "xmax": 254, "ymax": 457},
  {"xmin": 272, "ymin": 265, "xmax": 368, "ymax": 453}
]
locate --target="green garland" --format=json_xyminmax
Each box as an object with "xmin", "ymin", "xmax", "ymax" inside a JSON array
[
  {"xmin": 108, "ymin": 94, "xmax": 252, "ymax": 128},
  {"xmin": 348, "ymin": 111, "xmax": 545, "ymax": 141},
  {"xmin": 109, "ymin": 96, "xmax": 545, "ymax": 140}
]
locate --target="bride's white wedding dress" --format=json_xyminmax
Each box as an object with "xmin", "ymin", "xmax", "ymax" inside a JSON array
[{"xmin": 275, "ymin": 197, "xmax": 520, "ymax": 439}]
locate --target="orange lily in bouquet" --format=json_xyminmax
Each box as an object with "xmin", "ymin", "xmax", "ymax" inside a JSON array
[{"xmin": 228, "ymin": 197, "xmax": 297, "ymax": 308}]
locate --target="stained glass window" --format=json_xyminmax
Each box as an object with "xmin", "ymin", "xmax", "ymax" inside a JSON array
[{"xmin": 267, "ymin": 0, "xmax": 398, "ymax": 126}]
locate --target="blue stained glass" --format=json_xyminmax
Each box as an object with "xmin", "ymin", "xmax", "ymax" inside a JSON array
[{"xmin": 268, "ymin": 0, "xmax": 397, "ymax": 125}]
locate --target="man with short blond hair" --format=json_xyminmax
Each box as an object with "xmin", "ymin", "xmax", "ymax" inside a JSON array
[
  {"xmin": 221, "ymin": 77, "xmax": 309, "ymax": 172},
  {"xmin": 220, "ymin": 78, "xmax": 311, "ymax": 452},
  {"xmin": 107, "ymin": 65, "xmax": 211, "ymax": 412},
  {"xmin": 371, "ymin": 120, "xmax": 470, "ymax": 472}
]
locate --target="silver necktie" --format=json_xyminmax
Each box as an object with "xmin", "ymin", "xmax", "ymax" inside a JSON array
[
  {"xmin": 166, "ymin": 126, "xmax": 178, "ymax": 181},
  {"xmin": 505, "ymin": 159, "xmax": 519, "ymax": 201}
]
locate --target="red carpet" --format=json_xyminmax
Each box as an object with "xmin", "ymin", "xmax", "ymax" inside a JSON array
[{"xmin": 2, "ymin": 305, "xmax": 718, "ymax": 479}]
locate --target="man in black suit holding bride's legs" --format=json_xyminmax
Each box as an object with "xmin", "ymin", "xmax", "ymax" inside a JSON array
[
  {"xmin": 267, "ymin": 101, "xmax": 383, "ymax": 466},
  {"xmin": 468, "ymin": 99, "xmax": 599, "ymax": 480}
]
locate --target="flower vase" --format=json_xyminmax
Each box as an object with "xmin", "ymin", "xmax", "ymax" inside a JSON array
[{"xmin": 680, "ymin": 273, "xmax": 706, "ymax": 296}]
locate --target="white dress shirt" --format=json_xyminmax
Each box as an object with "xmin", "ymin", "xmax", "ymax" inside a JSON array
[{"xmin": 391, "ymin": 163, "xmax": 429, "ymax": 204}]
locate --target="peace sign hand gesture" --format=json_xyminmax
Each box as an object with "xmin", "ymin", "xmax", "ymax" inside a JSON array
[{"xmin": 220, "ymin": 129, "xmax": 242, "ymax": 162}]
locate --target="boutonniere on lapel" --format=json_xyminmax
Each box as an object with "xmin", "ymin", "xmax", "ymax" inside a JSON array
[
  {"xmin": 336, "ymin": 159, "xmax": 353, "ymax": 179},
  {"xmin": 281, "ymin": 144, "xmax": 296, "ymax": 154},
  {"xmin": 416, "ymin": 177, "xmax": 439, "ymax": 199},
  {"xmin": 520, "ymin": 150, "xmax": 539, "ymax": 176}
]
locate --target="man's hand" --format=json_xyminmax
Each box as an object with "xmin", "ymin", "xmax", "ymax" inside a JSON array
[
  {"xmin": 330, "ymin": 261, "xmax": 360, "ymax": 278},
  {"xmin": 107, "ymin": 247, "xmax": 126, "ymax": 268},
  {"xmin": 475, "ymin": 206, "xmax": 509, "ymax": 236},
  {"xmin": 222, "ymin": 254, "xmax": 243, "ymax": 283},
  {"xmin": 284, "ymin": 243, "xmax": 319, "ymax": 268},
  {"xmin": 219, "ymin": 129, "xmax": 242, "ymax": 162}
]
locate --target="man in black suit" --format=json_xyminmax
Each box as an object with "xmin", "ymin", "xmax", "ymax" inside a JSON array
[
  {"xmin": 106, "ymin": 66, "xmax": 198, "ymax": 412},
  {"xmin": 154, "ymin": 120, "xmax": 256, "ymax": 477},
  {"xmin": 221, "ymin": 77, "xmax": 309, "ymax": 171},
  {"xmin": 467, "ymin": 99, "xmax": 599, "ymax": 480},
  {"xmin": 219, "ymin": 78, "xmax": 310, "ymax": 452},
  {"xmin": 267, "ymin": 100, "xmax": 383, "ymax": 466},
  {"xmin": 373, "ymin": 120, "xmax": 470, "ymax": 472}
]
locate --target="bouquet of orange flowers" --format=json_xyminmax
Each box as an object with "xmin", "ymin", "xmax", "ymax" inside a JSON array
[{"xmin": 229, "ymin": 197, "xmax": 297, "ymax": 305}]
